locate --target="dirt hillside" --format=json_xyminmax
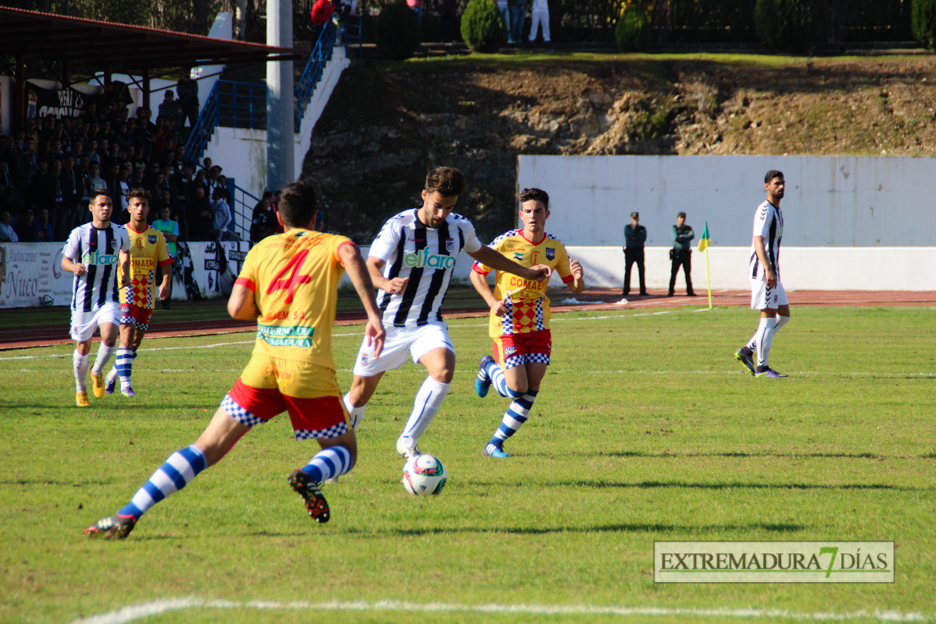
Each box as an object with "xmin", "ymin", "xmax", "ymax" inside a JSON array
[{"xmin": 304, "ymin": 55, "xmax": 936, "ymax": 243}]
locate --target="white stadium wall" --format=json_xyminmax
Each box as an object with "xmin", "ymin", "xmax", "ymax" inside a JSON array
[{"xmin": 518, "ymin": 155, "xmax": 936, "ymax": 291}]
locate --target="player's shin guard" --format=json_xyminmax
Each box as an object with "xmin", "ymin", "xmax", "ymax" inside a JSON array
[
  {"xmin": 343, "ymin": 392, "xmax": 366, "ymax": 431},
  {"xmin": 401, "ymin": 377, "xmax": 451, "ymax": 441},
  {"xmin": 114, "ymin": 348, "xmax": 134, "ymax": 388},
  {"xmin": 91, "ymin": 343, "xmax": 115, "ymax": 375},
  {"xmin": 73, "ymin": 350, "xmax": 90, "ymax": 392},
  {"xmin": 118, "ymin": 445, "xmax": 208, "ymax": 519},
  {"xmin": 754, "ymin": 317, "xmax": 777, "ymax": 368},
  {"xmin": 300, "ymin": 445, "xmax": 353, "ymax": 483},
  {"xmin": 493, "ymin": 390, "xmax": 538, "ymax": 443}
]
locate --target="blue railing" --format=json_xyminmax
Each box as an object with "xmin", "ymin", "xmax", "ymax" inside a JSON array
[
  {"xmin": 226, "ymin": 180, "xmax": 262, "ymax": 242},
  {"xmin": 184, "ymin": 80, "xmax": 220, "ymax": 164},
  {"xmin": 183, "ymin": 24, "xmax": 339, "ymax": 164},
  {"xmin": 296, "ymin": 19, "xmax": 335, "ymax": 127},
  {"xmin": 344, "ymin": 15, "xmax": 363, "ymax": 58}
]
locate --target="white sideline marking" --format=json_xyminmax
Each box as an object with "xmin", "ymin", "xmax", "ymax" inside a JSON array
[
  {"xmin": 68, "ymin": 598, "xmax": 934, "ymax": 624},
  {"xmin": 0, "ymin": 333, "xmax": 366, "ymax": 362}
]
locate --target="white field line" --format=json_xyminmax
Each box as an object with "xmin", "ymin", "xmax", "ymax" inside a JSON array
[{"xmin": 68, "ymin": 597, "xmax": 934, "ymax": 624}]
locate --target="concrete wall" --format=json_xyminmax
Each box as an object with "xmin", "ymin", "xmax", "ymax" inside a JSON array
[
  {"xmin": 518, "ymin": 155, "xmax": 936, "ymax": 247},
  {"xmin": 517, "ymin": 155, "xmax": 936, "ymax": 291}
]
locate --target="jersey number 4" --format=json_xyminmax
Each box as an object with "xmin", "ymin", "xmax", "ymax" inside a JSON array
[{"xmin": 267, "ymin": 250, "xmax": 312, "ymax": 304}]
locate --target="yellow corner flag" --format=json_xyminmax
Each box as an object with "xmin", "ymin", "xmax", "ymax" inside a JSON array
[
  {"xmin": 697, "ymin": 221, "xmax": 712, "ymax": 308},
  {"xmin": 698, "ymin": 221, "xmax": 710, "ymax": 253}
]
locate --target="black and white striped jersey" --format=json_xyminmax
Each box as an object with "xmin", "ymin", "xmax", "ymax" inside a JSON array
[
  {"xmin": 369, "ymin": 208, "xmax": 482, "ymax": 327},
  {"xmin": 63, "ymin": 223, "xmax": 131, "ymax": 312},
  {"xmin": 750, "ymin": 200, "xmax": 783, "ymax": 280}
]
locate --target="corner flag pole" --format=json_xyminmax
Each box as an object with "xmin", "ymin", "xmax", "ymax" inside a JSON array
[{"xmin": 697, "ymin": 221, "xmax": 712, "ymax": 309}]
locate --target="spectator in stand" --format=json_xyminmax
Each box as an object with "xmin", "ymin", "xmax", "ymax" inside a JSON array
[
  {"xmin": 310, "ymin": 0, "xmax": 336, "ymax": 41},
  {"xmin": 250, "ymin": 191, "xmax": 277, "ymax": 243},
  {"xmin": 158, "ymin": 91, "xmax": 183, "ymax": 127},
  {"xmin": 152, "ymin": 204, "xmax": 179, "ymax": 309},
  {"xmin": 528, "ymin": 0, "xmax": 550, "ymax": 43},
  {"xmin": 176, "ymin": 77, "xmax": 200, "ymax": 131},
  {"xmin": 496, "ymin": 0, "xmax": 511, "ymax": 42},
  {"xmin": 171, "ymin": 161, "xmax": 195, "ymax": 241},
  {"xmin": 15, "ymin": 209, "xmax": 36, "ymax": 242},
  {"xmin": 433, "ymin": 0, "xmax": 457, "ymax": 44},
  {"xmin": 33, "ymin": 207, "xmax": 54, "ymax": 242},
  {"xmin": 61, "ymin": 154, "xmax": 82, "ymax": 230},
  {"xmin": 130, "ymin": 163, "xmax": 147, "ymax": 191},
  {"xmin": 0, "ymin": 210, "xmax": 17, "ymax": 242},
  {"xmin": 89, "ymin": 162, "xmax": 107, "ymax": 193},
  {"xmin": 406, "ymin": 0, "xmax": 423, "ymax": 24},
  {"xmin": 206, "ymin": 165, "xmax": 223, "ymax": 195},
  {"xmin": 187, "ymin": 185, "xmax": 214, "ymax": 242},
  {"xmin": 0, "ymin": 161, "xmax": 17, "ymax": 214},
  {"xmin": 116, "ymin": 163, "xmax": 132, "ymax": 223},
  {"xmin": 76, "ymin": 154, "xmax": 94, "ymax": 225},
  {"xmin": 211, "ymin": 187, "xmax": 232, "ymax": 241},
  {"xmin": 44, "ymin": 159, "xmax": 70, "ymax": 241}
]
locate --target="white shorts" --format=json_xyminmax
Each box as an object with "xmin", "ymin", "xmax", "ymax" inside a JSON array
[
  {"xmin": 70, "ymin": 301, "xmax": 121, "ymax": 342},
  {"xmin": 352, "ymin": 322, "xmax": 454, "ymax": 377},
  {"xmin": 750, "ymin": 278, "xmax": 788, "ymax": 310}
]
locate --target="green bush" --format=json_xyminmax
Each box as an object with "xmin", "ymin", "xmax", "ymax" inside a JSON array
[
  {"xmin": 615, "ymin": 3, "xmax": 652, "ymax": 52},
  {"xmin": 913, "ymin": 0, "xmax": 936, "ymax": 48},
  {"xmin": 754, "ymin": 0, "xmax": 826, "ymax": 52},
  {"xmin": 376, "ymin": 1, "xmax": 422, "ymax": 60},
  {"xmin": 460, "ymin": 0, "xmax": 508, "ymax": 53}
]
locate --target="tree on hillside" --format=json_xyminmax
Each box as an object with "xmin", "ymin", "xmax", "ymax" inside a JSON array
[{"xmin": 913, "ymin": 0, "xmax": 936, "ymax": 49}]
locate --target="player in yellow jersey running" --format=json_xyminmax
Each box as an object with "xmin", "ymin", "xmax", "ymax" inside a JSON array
[
  {"xmin": 85, "ymin": 181, "xmax": 385, "ymax": 539},
  {"xmin": 471, "ymin": 187, "xmax": 584, "ymax": 458},
  {"xmin": 98, "ymin": 189, "xmax": 172, "ymax": 397}
]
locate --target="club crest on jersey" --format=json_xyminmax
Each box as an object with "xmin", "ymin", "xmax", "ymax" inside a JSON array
[
  {"xmin": 148, "ymin": 235, "xmax": 157, "ymax": 245},
  {"xmin": 546, "ymin": 247, "xmax": 555, "ymax": 260},
  {"xmin": 446, "ymin": 238, "xmax": 454, "ymax": 253}
]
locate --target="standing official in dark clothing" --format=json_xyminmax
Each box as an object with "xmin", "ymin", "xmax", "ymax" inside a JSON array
[
  {"xmin": 623, "ymin": 211, "xmax": 647, "ymax": 297},
  {"xmin": 669, "ymin": 211, "xmax": 695, "ymax": 296}
]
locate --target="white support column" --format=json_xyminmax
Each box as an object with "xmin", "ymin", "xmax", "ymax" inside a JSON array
[{"xmin": 266, "ymin": 0, "xmax": 294, "ymax": 194}]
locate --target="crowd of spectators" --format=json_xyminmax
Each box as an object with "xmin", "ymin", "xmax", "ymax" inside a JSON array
[{"xmin": 0, "ymin": 84, "xmax": 236, "ymax": 245}]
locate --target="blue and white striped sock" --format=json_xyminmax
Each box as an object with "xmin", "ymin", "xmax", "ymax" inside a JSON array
[
  {"xmin": 299, "ymin": 445, "xmax": 353, "ymax": 483},
  {"xmin": 485, "ymin": 361, "xmax": 525, "ymax": 400},
  {"xmin": 119, "ymin": 445, "xmax": 208, "ymax": 519},
  {"xmin": 73, "ymin": 350, "xmax": 89, "ymax": 392},
  {"xmin": 115, "ymin": 348, "xmax": 134, "ymax": 388},
  {"xmin": 492, "ymin": 389, "xmax": 538, "ymax": 444}
]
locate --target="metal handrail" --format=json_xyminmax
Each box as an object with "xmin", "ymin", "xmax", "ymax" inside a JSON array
[
  {"xmin": 296, "ymin": 19, "xmax": 336, "ymax": 127},
  {"xmin": 227, "ymin": 180, "xmax": 262, "ymax": 242},
  {"xmin": 182, "ymin": 25, "xmax": 338, "ymax": 169}
]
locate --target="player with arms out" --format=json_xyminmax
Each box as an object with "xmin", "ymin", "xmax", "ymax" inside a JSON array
[
  {"xmin": 472, "ymin": 187, "xmax": 584, "ymax": 458},
  {"xmin": 100, "ymin": 189, "xmax": 172, "ymax": 397},
  {"xmin": 62, "ymin": 190, "xmax": 131, "ymax": 407},
  {"xmin": 735, "ymin": 169, "xmax": 790, "ymax": 379},
  {"xmin": 343, "ymin": 167, "xmax": 551, "ymax": 460},
  {"xmin": 85, "ymin": 181, "xmax": 385, "ymax": 539}
]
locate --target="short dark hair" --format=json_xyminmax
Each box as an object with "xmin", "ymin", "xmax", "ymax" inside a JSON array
[
  {"xmin": 89, "ymin": 189, "xmax": 111, "ymax": 203},
  {"xmin": 519, "ymin": 187, "xmax": 549, "ymax": 208},
  {"xmin": 278, "ymin": 180, "xmax": 318, "ymax": 228},
  {"xmin": 127, "ymin": 188, "xmax": 151, "ymax": 203},
  {"xmin": 765, "ymin": 169, "xmax": 784, "ymax": 183},
  {"xmin": 425, "ymin": 167, "xmax": 466, "ymax": 197}
]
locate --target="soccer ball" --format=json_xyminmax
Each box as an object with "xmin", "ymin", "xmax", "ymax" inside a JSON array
[{"xmin": 401, "ymin": 454, "xmax": 448, "ymax": 496}]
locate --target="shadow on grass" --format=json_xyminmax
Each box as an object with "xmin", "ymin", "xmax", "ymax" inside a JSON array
[
  {"xmin": 548, "ymin": 480, "xmax": 927, "ymax": 491},
  {"xmin": 379, "ymin": 521, "xmax": 806, "ymax": 537},
  {"xmin": 600, "ymin": 451, "xmax": 926, "ymax": 459}
]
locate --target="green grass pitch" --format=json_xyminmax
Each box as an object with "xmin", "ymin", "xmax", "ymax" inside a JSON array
[{"xmin": 1, "ymin": 305, "xmax": 934, "ymax": 624}]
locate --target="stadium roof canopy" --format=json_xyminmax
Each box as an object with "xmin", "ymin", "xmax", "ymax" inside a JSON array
[{"xmin": 0, "ymin": 6, "xmax": 301, "ymax": 71}]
